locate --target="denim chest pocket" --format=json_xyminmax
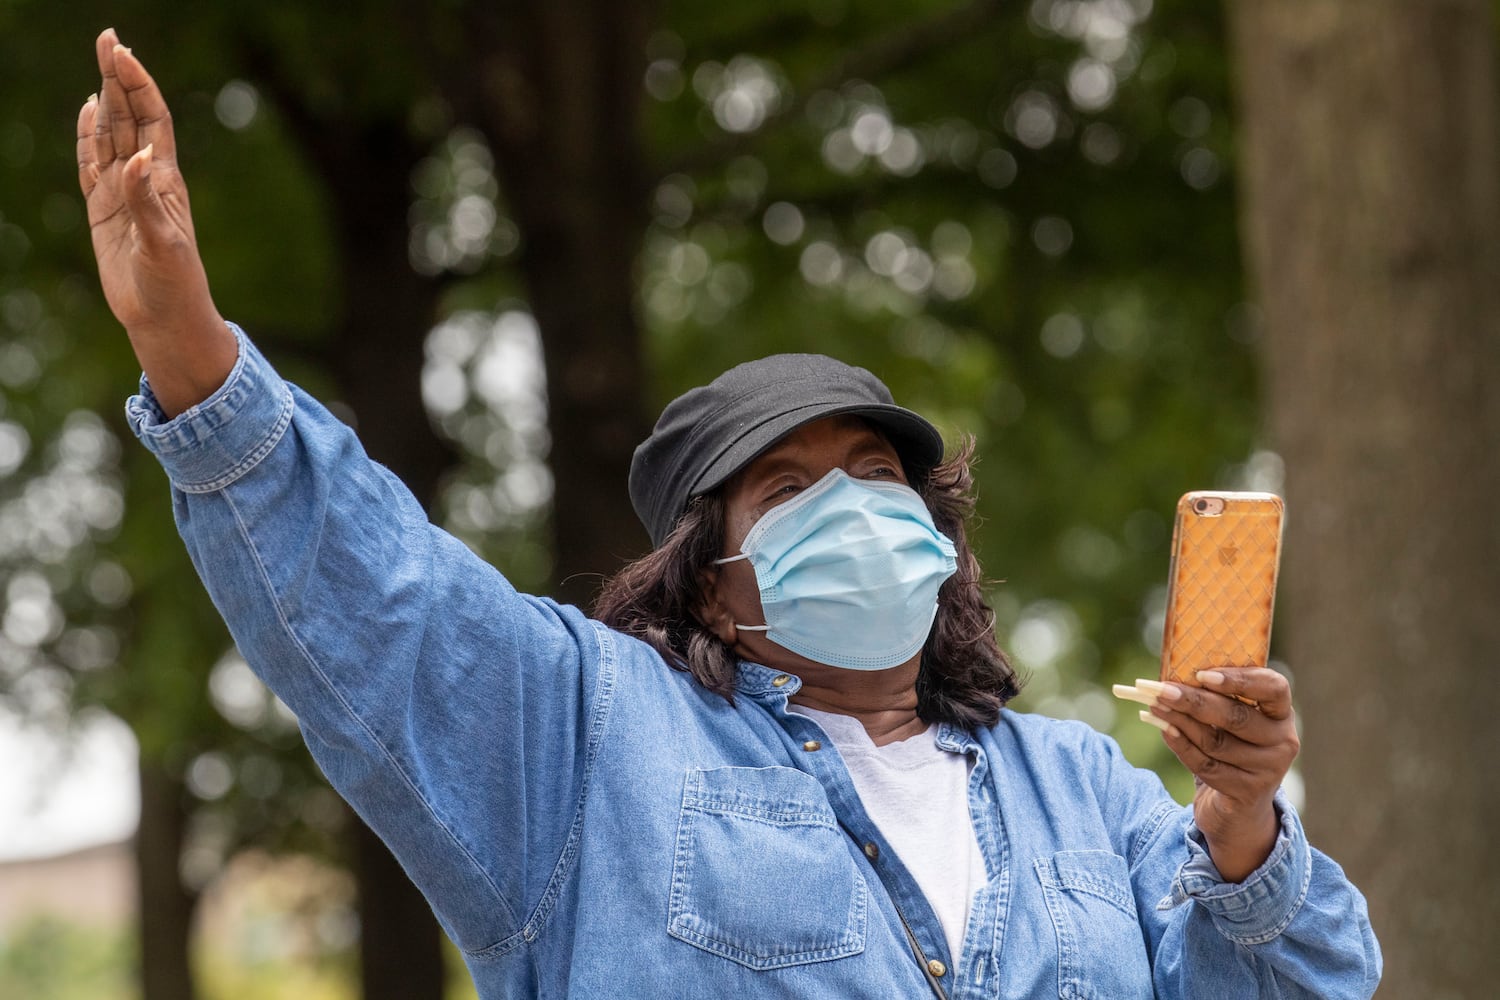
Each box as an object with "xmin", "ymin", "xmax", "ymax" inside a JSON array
[
  {"xmin": 667, "ymin": 766, "xmax": 868, "ymax": 970},
  {"xmin": 1034, "ymin": 850, "xmax": 1153, "ymax": 1000}
]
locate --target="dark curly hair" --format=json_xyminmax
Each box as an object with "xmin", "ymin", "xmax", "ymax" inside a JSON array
[{"xmin": 592, "ymin": 436, "xmax": 1021, "ymax": 728}]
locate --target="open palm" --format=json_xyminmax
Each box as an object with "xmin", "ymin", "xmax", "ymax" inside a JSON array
[{"xmin": 76, "ymin": 28, "xmax": 232, "ymax": 417}]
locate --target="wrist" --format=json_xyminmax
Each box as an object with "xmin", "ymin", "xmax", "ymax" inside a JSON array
[
  {"xmin": 129, "ymin": 310, "xmax": 236, "ymax": 418},
  {"xmin": 1203, "ymin": 801, "xmax": 1280, "ymax": 883}
]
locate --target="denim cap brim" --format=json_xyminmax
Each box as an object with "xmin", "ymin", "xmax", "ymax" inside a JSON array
[{"xmin": 629, "ymin": 353, "xmax": 945, "ymax": 548}]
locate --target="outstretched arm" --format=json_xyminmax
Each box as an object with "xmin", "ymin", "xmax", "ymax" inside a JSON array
[{"xmin": 77, "ymin": 27, "xmax": 235, "ymax": 417}]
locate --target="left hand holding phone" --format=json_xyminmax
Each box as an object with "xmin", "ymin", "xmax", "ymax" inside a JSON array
[{"xmin": 1118, "ymin": 666, "xmax": 1300, "ymax": 883}]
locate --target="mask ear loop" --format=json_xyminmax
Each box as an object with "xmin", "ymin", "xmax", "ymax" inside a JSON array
[{"xmin": 706, "ymin": 553, "xmax": 769, "ymax": 633}]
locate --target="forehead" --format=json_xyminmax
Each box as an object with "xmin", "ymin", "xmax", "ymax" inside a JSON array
[{"xmin": 737, "ymin": 415, "xmax": 895, "ymax": 475}]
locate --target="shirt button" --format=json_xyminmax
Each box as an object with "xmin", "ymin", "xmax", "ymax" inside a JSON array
[
  {"xmin": 927, "ymin": 959, "xmax": 947, "ymax": 979},
  {"xmin": 802, "ymin": 740, "xmax": 822, "ymax": 752},
  {"xmin": 771, "ymin": 674, "xmax": 791, "ymax": 687},
  {"xmin": 863, "ymin": 842, "xmax": 879, "ymax": 860}
]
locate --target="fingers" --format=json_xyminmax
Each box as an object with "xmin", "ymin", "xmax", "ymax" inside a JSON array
[
  {"xmin": 1115, "ymin": 668, "xmax": 1293, "ymax": 734},
  {"xmin": 77, "ymin": 96, "xmax": 101, "ymax": 198},
  {"xmin": 1149, "ymin": 672, "xmax": 1299, "ymax": 803},
  {"xmin": 1159, "ymin": 682, "xmax": 1285, "ymax": 746},
  {"xmin": 1198, "ymin": 667, "xmax": 1294, "ymax": 720},
  {"xmin": 1115, "ymin": 668, "xmax": 1299, "ymax": 803},
  {"xmin": 93, "ymin": 28, "xmax": 125, "ymax": 165},
  {"xmin": 1159, "ymin": 724, "xmax": 1284, "ymax": 797},
  {"xmin": 112, "ymin": 41, "xmax": 177, "ymax": 165},
  {"xmin": 122, "ymin": 144, "xmax": 173, "ymax": 249}
]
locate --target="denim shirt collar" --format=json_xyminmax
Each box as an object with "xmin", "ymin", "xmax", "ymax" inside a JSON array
[
  {"xmin": 735, "ymin": 660, "xmax": 977, "ymax": 758},
  {"xmin": 734, "ymin": 660, "xmax": 804, "ymax": 700}
]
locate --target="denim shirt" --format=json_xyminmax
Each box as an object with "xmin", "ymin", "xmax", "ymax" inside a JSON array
[{"xmin": 128, "ymin": 327, "xmax": 1380, "ymax": 999}]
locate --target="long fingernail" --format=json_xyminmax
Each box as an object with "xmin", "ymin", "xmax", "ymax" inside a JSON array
[
  {"xmin": 1134, "ymin": 678, "xmax": 1181, "ymax": 701},
  {"xmin": 87, "ymin": 93, "xmax": 98, "ymax": 104},
  {"xmin": 114, "ymin": 44, "xmax": 133, "ymax": 58},
  {"xmin": 1198, "ymin": 670, "xmax": 1225, "ymax": 687},
  {"xmin": 1112, "ymin": 683, "xmax": 1158, "ymax": 707},
  {"xmin": 1138, "ymin": 710, "xmax": 1179, "ymax": 737}
]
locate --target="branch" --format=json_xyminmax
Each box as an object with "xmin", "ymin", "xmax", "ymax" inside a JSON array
[
  {"xmin": 688, "ymin": 159, "xmax": 982, "ymax": 225},
  {"xmin": 661, "ymin": 0, "xmax": 1007, "ymax": 177}
]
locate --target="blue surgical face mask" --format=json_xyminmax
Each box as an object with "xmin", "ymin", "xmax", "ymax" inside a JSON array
[{"xmin": 713, "ymin": 468, "xmax": 958, "ymax": 670}]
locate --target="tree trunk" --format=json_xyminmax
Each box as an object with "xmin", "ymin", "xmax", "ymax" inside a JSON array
[
  {"xmin": 1227, "ymin": 2, "xmax": 1500, "ymax": 995},
  {"xmin": 135, "ymin": 760, "xmax": 198, "ymax": 1000},
  {"xmin": 250, "ymin": 74, "xmax": 458, "ymax": 1000},
  {"xmin": 246, "ymin": 8, "xmax": 658, "ymax": 997},
  {"xmin": 326, "ymin": 134, "xmax": 454, "ymax": 1000},
  {"xmin": 350, "ymin": 818, "xmax": 448, "ymax": 1000},
  {"xmin": 469, "ymin": 0, "xmax": 656, "ymax": 606}
]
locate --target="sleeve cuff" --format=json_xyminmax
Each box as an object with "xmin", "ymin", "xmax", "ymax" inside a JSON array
[
  {"xmin": 1158, "ymin": 789, "xmax": 1313, "ymax": 946},
  {"xmin": 125, "ymin": 322, "xmax": 295, "ymax": 494}
]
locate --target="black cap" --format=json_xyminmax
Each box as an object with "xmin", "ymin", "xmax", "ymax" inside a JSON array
[{"xmin": 629, "ymin": 353, "xmax": 945, "ymax": 547}]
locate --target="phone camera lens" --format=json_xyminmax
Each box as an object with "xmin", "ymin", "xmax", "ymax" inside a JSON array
[{"xmin": 1193, "ymin": 498, "xmax": 1209, "ymax": 513}]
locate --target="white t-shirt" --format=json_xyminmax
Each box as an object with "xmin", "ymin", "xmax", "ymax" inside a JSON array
[{"xmin": 794, "ymin": 706, "xmax": 988, "ymax": 965}]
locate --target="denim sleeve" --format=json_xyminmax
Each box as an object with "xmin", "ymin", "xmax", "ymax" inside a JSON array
[
  {"xmin": 126, "ymin": 325, "xmax": 612, "ymax": 955},
  {"xmin": 1099, "ymin": 738, "xmax": 1382, "ymax": 999}
]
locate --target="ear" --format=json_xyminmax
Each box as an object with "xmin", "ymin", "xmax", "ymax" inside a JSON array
[{"xmin": 692, "ymin": 565, "xmax": 739, "ymax": 646}]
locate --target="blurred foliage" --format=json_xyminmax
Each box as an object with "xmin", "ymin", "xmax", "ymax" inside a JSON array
[
  {"xmin": 0, "ymin": 917, "xmax": 133, "ymax": 1000},
  {"xmin": 0, "ymin": 912, "xmax": 482, "ymax": 1000},
  {"xmin": 636, "ymin": 0, "xmax": 1257, "ymax": 797},
  {"xmin": 0, "ymin": 0, "xmax": 1273, "ymax": 989}
]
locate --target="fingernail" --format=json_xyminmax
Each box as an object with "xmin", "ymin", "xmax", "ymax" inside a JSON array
[
  {"xmin": 1138, "ymin": 709, "xmax": 1179, "ymax": 737},
  {"xmin": 1135, "ymin": 679, "xmax": 1181, "ymax": 701},
  {"xmin": 1111, "ymin": 683, "xmax": 1159, "ymax": 707},
  {"xmin": 1198, "ymin": 670, "xmax": 1225, "ymax": 687},
  {"xmin": 88, "ymin": 93, "xmax": 98, "ymax": 104}
]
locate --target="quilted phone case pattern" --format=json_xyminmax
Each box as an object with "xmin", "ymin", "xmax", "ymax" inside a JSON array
[{"xmin": 1160, "ymin": 492, "xmax": 1284, "ymax": 685}]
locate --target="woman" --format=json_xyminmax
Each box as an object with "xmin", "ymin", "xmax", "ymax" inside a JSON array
[{"xmin": 78, "ymin": 28, "xmax": 1379, "ymax": 999}]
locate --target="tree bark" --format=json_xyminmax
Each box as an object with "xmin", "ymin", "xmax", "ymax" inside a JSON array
[
  {"xmin": 135, "ymin": 760, "xmax": 198, "ymax": 1000},
  {"xmin": 468, "ymin": 0, "xmax": 656, "ymax": 605},
  {"xmin": 243, "ymin": 8, "xmax": 659, "ymax": 998},
  {"xmin": 1227, "ymin": 2, "xmax": 1500, "ymax": 994},
  {"xmin": 350, "ymin": 818, "xmax": 447, "ymax": 1000},
  {"xmin": 324, "ymin": 126, "xmax": 453, "ymax": 1000},
  {"xmin": 251, "ymin": 68, "xmax": 455, "ymax": 1000}
]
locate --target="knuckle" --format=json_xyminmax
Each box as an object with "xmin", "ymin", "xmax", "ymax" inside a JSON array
[{"xmin": 1226, "ymin": 702, "xmax": 1253, "ymax": 730}]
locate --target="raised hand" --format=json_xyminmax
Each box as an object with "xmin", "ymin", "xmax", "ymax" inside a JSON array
[{"xmin": 77, "ymin": 28, "xmax": 236, "ymax": 418}]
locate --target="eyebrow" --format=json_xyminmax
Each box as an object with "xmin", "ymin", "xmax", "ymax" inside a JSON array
[{"xmin": 744, "ymin": 426, "xmax": 897, "ymax": 483}]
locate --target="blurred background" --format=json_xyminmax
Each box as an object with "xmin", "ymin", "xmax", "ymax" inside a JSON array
[{"xmin": 0, "ymin": 1, "xmax": 1495, "ymax": 998}]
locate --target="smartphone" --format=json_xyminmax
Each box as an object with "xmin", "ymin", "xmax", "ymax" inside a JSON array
[{"xmin": 1159, "ymin": 491, "xmax": 1284, "ymax": 686}]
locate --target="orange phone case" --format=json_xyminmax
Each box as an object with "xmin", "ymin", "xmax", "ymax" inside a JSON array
[{"xmin": 1159, "ymin": 491, "xmax": 1284, "ymax": 685}]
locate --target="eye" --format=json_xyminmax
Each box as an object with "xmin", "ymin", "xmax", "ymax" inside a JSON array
[
  {"xmin": 859, "ymin": 462, "xmax": 903, "ymax": 482},
  {"xmin": 762, "ymin": 479, "xmax": 803, "ymax": 503}
]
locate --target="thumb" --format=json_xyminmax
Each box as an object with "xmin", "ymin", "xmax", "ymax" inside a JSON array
[{"xmin": 123, "ymin": 144, "xmax": 174, "ymax": 248}]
